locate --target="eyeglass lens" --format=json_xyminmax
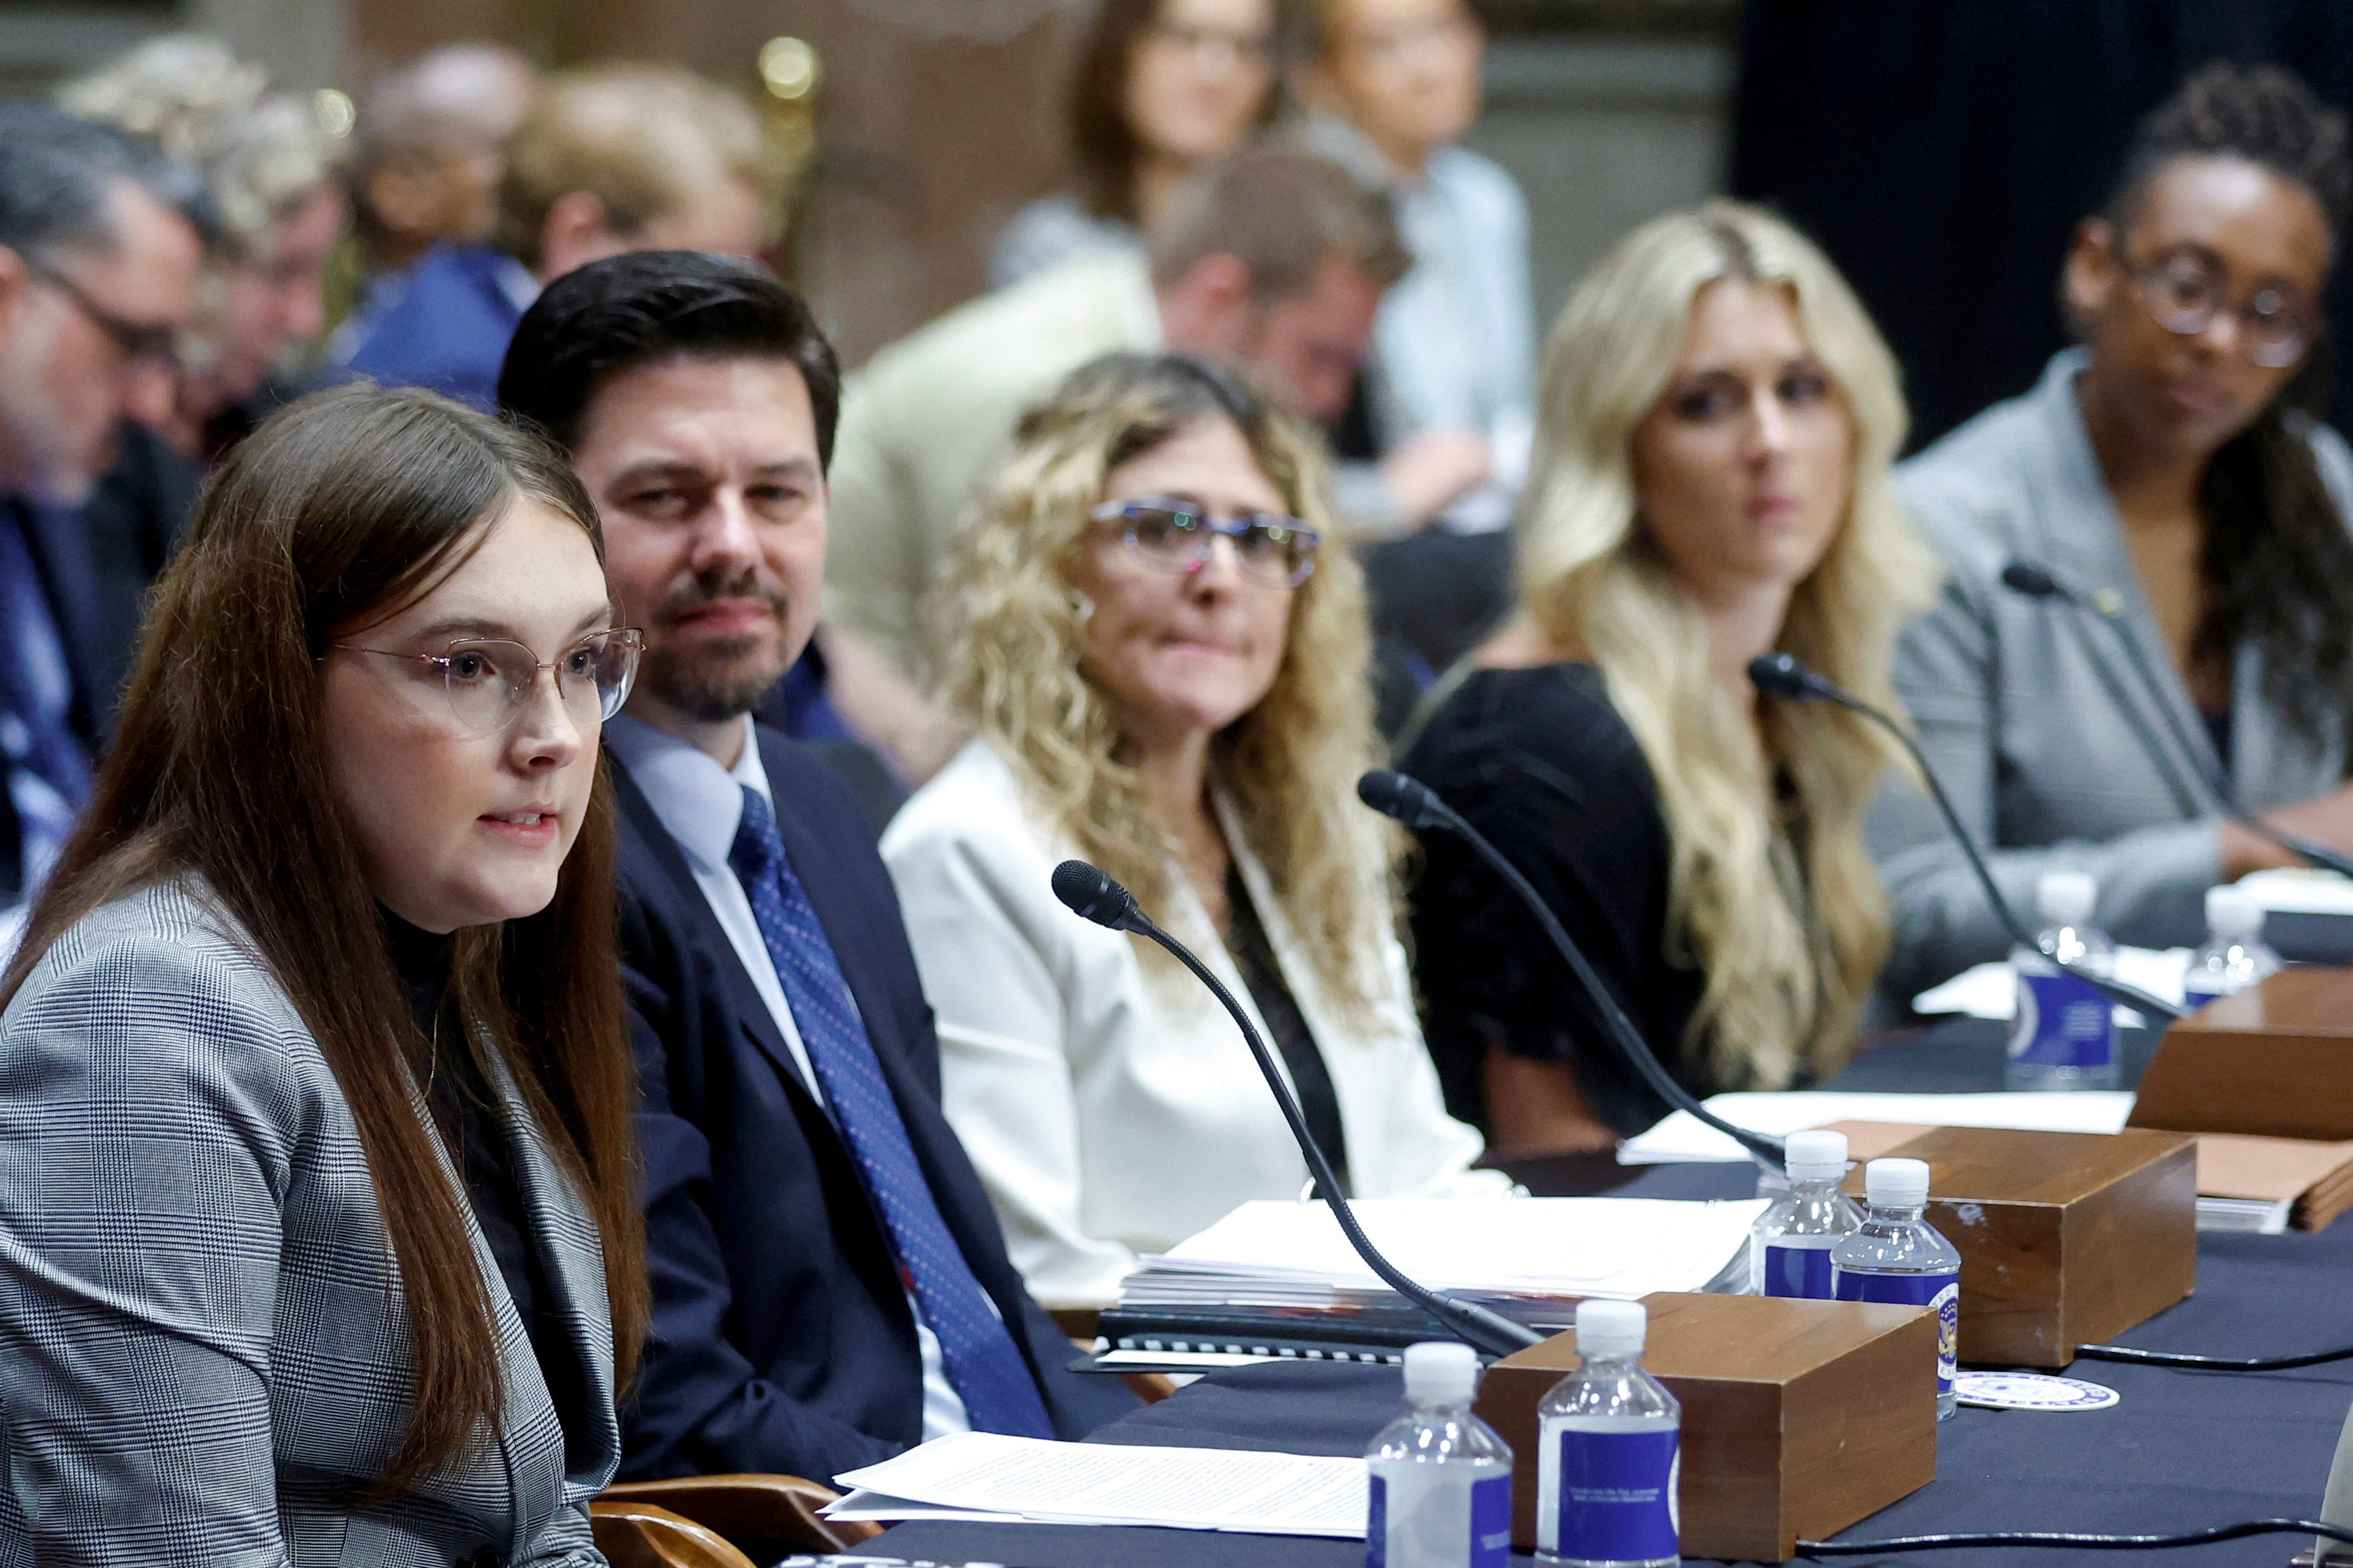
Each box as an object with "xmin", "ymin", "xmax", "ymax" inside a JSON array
[
  {"xmin": 440, "ymin": 633, "xmax": 640, "ymax": 733},
  {"xmin": 1121, "ymin": 503, "xmax": 1317, "ymax": 586},
  {"xmin": 2138, "ymin": 252, "xmax": 2313, "ymax": 368}
]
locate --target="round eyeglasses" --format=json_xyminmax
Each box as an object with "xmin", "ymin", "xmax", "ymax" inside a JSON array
[
  {"xmin": 1092, "ymin": 498, "xmax": 1320, "ymax": 588},
  {"xmin": 332, "ymin": 628, "xmax": 644, "ymax": 734},
  {"xmin": 2126, "ymin": 246, "xmax": 2319, "ymax": 370}
]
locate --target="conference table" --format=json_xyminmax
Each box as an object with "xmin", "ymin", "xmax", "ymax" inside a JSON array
[{"xmin": 875, "ymin": 1019, "xmax": 2353, "ymax": 1565}]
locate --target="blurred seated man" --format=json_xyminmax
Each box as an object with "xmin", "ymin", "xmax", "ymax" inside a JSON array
[
  {"xmin": 350, "ymin": 44, "xmax": 538, "ymax": 281},
  {"xmin": 497, "ymin": 252, "xmax": 1136, "ymax": 1483},
  {"xmin": 828, "ymin": 146, "xmax": 1443, "ymax": 700},
  {"xmin": 0, "ymin": 105, "xmax": 203, "ymax": 909},
  {"xmin": 343, "ymin": 63, "xmax": 773, "ymax": 412},
  {"xmin": 62, "ymin": 34, "xmax": 351, "ymax": 459}
]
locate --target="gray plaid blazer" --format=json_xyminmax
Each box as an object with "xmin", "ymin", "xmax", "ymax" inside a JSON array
[{"xmin": 0, "ymin": 877, "xmax": 620, "ymax": 1566}]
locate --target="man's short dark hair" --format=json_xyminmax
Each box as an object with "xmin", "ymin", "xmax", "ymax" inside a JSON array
[
  {"xmin": 0, "ymin": 101, "xmax": 210, "ymax": 263},
  {"xmin": 497, "ymin": 250, "xmax": 842, "ymax": 469}
]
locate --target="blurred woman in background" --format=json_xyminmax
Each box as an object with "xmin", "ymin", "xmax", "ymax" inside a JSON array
[
  {"xmin": 991, "ymin": 0, "xmax": 1279, "ymax": 288},
  {"xmin": 63, "ymin": 35, "xmax": 350, "ymax": 459},
  {"xmin": 1402, "ymin": 203, "xmax": 1937, "ymax": 1155},
  {"xmin": 0, "ymin": 384, "xmax": 644, "ymax": 1562},
  {"xmin": 884, "ymin": 352, "xmax": 1503, "ymax": 1302},
  {"xmin": 1877, "ymin": 62, "xmax": 2353, "ymax": 999}
]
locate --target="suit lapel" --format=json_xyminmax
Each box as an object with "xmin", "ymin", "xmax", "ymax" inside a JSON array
[
  {"xmin": 478, "ymin": 1046, "xmax": 620, "ymax": 1508},
  {"xmin": 15, "ymin": 498, "xmax": 114, "ymax": 742},
  {"xmin": 610, "ymin": 753, "xmax": 828, "ymax": 1111}
]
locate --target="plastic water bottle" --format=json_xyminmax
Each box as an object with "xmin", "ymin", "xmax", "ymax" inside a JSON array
[
  {"xmin": 1534, "ymin": 1300, "xmax": 1680, "ymax": 1568},
  {"xmin": 1751, "ymin": 1130, "xmax": 1862, "ymax": 1299},
  {"xmin": 2182, "ymin": 884, "xmax": 2284, "ymax": 1009},
  {"xmin": 1367, "ymin": 1341, "xmax": 1514, "ymax": 1568},
  {"xmin": 2008, "ymin": 870, "xmax": 2118, "ymax": 1090},
  {"xmin": 1833, "ymin": 1158, "xmax": 1962, "ymax": 1421}
]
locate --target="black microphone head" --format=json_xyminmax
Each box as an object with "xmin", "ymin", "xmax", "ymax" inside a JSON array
[
  {"xmin": 2000, "ymin": 560, "xmax": 2067, "ymax": 601},
  {"xmin": 1746, "ymin": 651, "xmax": 1822, "ymax": 702},
  {"xmin": 1356, "ymin": 769, "xmax": 1447, "ymax": 830},
  {"xmin": 1051, "ymin": 860, "xmax": 1139, "ymax": 930}
]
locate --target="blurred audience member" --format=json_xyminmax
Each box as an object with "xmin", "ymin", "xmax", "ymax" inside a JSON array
[
  {"xmin": 504, "ymin": 253, "xmax": 1134, "ymax": 1480},
  {"xmin": 349, "ymin": 44, "xmax": 539, "ymax": 282},
  {"xmin": 992, "ymin": 0, "xmax": 1277, "ymax": 289},
  {"xmin": 1877, "ymin": 64, "xmax": 2353, "ymax": 997},
  {"xmin": 62, "ymin": 34, "xmax": 352, "ymax": 459},
  {"xmin": 1403, "ymin": 205, "xmax": 1936, "ymax": 1154},
  {"xmin": 0, "ymin": 384, "xmax": 644, "ymax": 1561},
  {"xmin": 341, "ymin": 64, "xmax": 775, "ymax": 412},
  {"xmin": 1292, "ymin": 0, "xmax": 1533, "ymax": 533},
  {"xmin": 496, "ymin": 250, "xmax": 902, "ymax": 828},
  {"xmin": 0, "ymin": 105, "xmax": 204, "ymax": 909},
  {"xmin": 884, "ymin": 353, "xmax": 1506, "ymax": 1303},
  {"xmin": 828, "ymin": 147, "xmax": 1407, "ymax": 696}
]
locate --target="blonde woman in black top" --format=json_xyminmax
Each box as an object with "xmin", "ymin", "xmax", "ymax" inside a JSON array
[{"xmin": 1404, "ymin": 202, "xmax": 1937, "ymax": 1155}]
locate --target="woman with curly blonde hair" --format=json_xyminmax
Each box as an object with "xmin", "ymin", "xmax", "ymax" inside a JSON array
[
  {"xmin": 1400, "ymin": 201, "xmax": 1940, "ymax": 1157},
  {"xmin": 883, "ymin": 351, "xmax": 1503, "ymax": 1301}
]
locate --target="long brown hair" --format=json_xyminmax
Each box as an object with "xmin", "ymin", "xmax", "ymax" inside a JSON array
[{"xmin": 3, "ymin": 381, "xmax": 648, "ymax": 1491}]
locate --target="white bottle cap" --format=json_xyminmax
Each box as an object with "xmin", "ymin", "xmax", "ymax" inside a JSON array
[
  {"xmin": 2036, "ymin": 870, "xmax": 2097, "ymax": 927},
  {"xmin": 1575, "ymin": 1298, "xmax": 1647, "ymax": 1360},
  {"xmin": 1864, "ymin": 1157, "xmax": 1931, "ymax": 1209},
  {"xmin": 1784, "ymin": 1130, "xmax": 1849, "ymax": 1182},
  {"xmin": 1402, "ymin": 1340, "xmax": 1479, "ymax": 1405},
  {"xmin": 2206, "ymin": 883, "xmax": 2265, "ymax": 940}
]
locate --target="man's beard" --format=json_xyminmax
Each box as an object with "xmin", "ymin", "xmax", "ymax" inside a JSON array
[{"xmin": 642, "ymin": 569, "xmax": 794, "ymax": 723}]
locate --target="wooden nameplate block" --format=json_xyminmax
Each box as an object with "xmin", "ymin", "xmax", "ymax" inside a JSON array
[
  {"xmin": 1831, "ymin": 1123, "xmax": 2196, "ymax": 1367},
  {"xmin": 2133, "ymin": 967, "xmax": 2353, "ymax": 1141},
  {"xmin": 1472, "ymin": 1292, "xmax": 1935, "ymax": 1563}
]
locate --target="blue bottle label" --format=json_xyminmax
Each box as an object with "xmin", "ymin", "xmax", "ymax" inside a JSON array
[
  {"xmin": 1471, "ymin": 1473, "xmax": 1511, "ymax": 1567},
  {"xmin": 2010, "ymin": 970, "xmax": 2114, "ymax": 1067},
  {"xmin": 1763, "ymin": 1238, "xmax": 1837, "ymax": 1299},
  {"xmin": 1837, "ymin": 1269, "xmax": 1961, "ymax": 1392},
  {"xmin": 1553, "ymin": 1428, "xmax": 1679, "ymax": 1561},
  {"xmin": 1367, "ymin": 1470, "xmax": 1511, "ymax": 1568}
]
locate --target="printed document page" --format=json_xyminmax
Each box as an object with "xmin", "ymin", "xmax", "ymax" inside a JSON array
[
  {"xmin": 828, "ymin": 1431, "xmax": 1369, "ymax": 1537},
  {"xmin": 1620, "ymin": 1091, "xmax": 2136, "ymax": 1163}
]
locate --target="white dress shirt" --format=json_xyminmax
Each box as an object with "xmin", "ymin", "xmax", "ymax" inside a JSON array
[
  {"xmin": 606, "ymin": 714, "xmax": 973, "ymax": 1442},
  {"xmin": 881, "ymin": 740, "xmax": 1511, "ymax": 1303}
]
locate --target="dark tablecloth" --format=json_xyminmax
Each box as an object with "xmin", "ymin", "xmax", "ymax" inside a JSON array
[{"xmin": 877, "ymin": 1028, "xmax": 2353, "ymax": 1566}]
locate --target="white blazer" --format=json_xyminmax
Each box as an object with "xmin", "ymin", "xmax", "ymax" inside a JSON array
[{"xmin": 882, "ymin": 740, "xmax": 1508, "ymax": 1302}]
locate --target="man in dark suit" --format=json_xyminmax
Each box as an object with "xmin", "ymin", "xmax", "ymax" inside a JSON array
[
  {"xmin": 0, "ymin": 106, "xmax": 204, "ymax": 908},
  {"xmin": 497, "ymin": 251, "xmax": 1135, "ymax": 1483}
]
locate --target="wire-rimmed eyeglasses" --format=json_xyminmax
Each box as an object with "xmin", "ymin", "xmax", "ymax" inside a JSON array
[
  {"xmin": 330, "ymin": 628, "xmax": 644, "ymax": 734},
  {"xmin": 2124, "ymin": 244, "xmax": 2320, "ymax": 370},
  {"xmin": 1091, "ymin": 497, "xmax": 1321, "ymax": 588}
]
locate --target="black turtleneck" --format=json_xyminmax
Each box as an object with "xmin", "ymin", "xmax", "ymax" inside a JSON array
[{"xmin": 383, "ymin": 909, "xmax": 583, "ymax": 1444}]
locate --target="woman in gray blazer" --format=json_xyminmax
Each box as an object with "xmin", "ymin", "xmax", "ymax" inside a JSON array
[
  {"xmin": 0, "ymin": 384, "xmax": 648, "ymax": 1564},
  {"xmin": 1877, "ymin": 63, "xmax": 2353, "ymax": 998}
]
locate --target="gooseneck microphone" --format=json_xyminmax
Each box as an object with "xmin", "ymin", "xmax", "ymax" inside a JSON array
[
  {"xmin": 2000, "ymin": 558, "xmax": 2353, "ymax": 881},
  {"xmin": 1747, "ymin": 651, "xmax": 2187, "ymax": 1022},
  {"xmin": 1048, "ymin": 860, "xmax": 1543, "ymax": 1357},
  {"xmin": 1357, "ymin": 771, "xmax": 1788, "ymax": 1168}
]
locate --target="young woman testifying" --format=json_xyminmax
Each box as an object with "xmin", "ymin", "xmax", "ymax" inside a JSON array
[{"xmin": 0, "ymin": 383, "xmax": 646, "ymax": 1563}]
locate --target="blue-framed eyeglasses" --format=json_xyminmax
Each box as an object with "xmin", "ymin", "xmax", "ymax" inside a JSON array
[{"xmin": 1091, "ymin": 497, "xmax": 1320, "ymax": 588}]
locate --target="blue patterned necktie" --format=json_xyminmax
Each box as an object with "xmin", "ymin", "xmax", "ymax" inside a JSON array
[{"xmin": 729, "ymin": 786, "xmax": 1055, "ymax": 1440}]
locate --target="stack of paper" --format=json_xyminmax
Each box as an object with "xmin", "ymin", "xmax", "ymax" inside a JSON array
[
  {"xmin": 2195, "ymin": 1132, "xmax": 2353, "ymax": 1234},
  {"xmin": 1912, "ymin": 947, "xmax": 2190, "ymax": 1020},
  {"xmin": 1117, "ymin": 1196, "xmax": 1764, "ymax": 1331},
  {"xmin": 826, "ymin": 1431, "xmax": 1368, "ymax": 1537},
  {"xmin": 1620, "ymin": 1092, "xmax": 2135, "ymax": 1164}
]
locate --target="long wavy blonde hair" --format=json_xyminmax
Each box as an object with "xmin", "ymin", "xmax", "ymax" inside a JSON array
[
  {"xmin": 1517, "ymin": 201, "xmax": 1939, "ymax": 1088},
  {"xmin": 935, "ymin": 352, "xmax": 1393, "ymax": 1022}
]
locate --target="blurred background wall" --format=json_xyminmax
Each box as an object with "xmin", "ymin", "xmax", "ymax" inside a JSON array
[{"xmin": 0, "ymin": 0, "xmax": 1736, "ymax": 366}]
